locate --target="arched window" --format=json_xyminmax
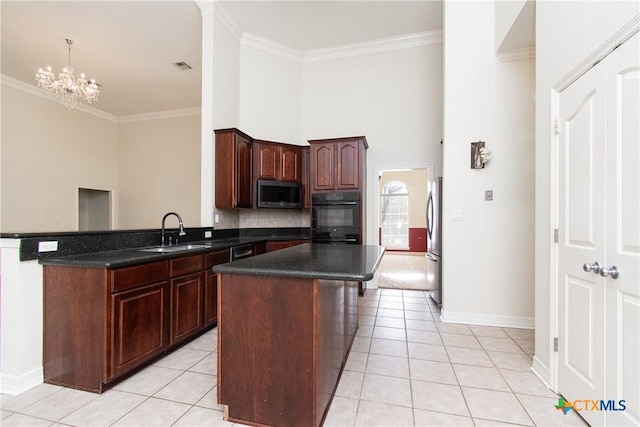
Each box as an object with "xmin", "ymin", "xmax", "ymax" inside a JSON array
[{"xmin": 381, "ymin": 180, "xmax": 409, "ymax": 249}]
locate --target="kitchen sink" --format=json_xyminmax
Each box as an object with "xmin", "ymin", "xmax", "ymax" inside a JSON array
[{"xmin": 138, "ymin": 244, "xmax": 208, "ymax": 253}]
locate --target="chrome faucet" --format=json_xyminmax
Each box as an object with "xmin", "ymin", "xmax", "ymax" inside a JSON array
[{"xmin": 161, "ymin": 212, "xmax": 186, "ymax": 246}]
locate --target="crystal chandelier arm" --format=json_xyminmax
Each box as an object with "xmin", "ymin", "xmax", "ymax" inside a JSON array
[{"xmin": 35, "ymin": 38, "xmax": 100, "ymax": 108}]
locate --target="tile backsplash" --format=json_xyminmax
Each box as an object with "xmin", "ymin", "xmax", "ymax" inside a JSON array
[{"xmin": 239, "ymin": 209, "xmax": 310, "ymax": 229}]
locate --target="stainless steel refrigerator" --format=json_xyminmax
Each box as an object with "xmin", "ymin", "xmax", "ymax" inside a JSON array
[{"xmin": 426, "ymin": 177, "xmax": 442, "ymax": 307}]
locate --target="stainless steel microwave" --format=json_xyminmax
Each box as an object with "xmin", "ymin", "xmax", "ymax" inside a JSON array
[{"xmin": 256, "ymin": 179, "xmax": 302, "ymax": 208}]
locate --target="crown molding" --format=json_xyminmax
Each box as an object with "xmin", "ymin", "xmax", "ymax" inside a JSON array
[
  {"xmin": 214, "ymin": 2, "xmax": 243, "ymax": 43},
  {"xmin": 241, "ymin": 32, "xmax": 304, "ymax": 63},
  {"xmin": 1, "ymin": 74, "xmax": 118, "ymax": 122},
  {"xmin": 1, "ymin": 75, "xmax": 201, "ymax": 123},
  {"xmin": 303, "ymin": 30, "xmax": 443, "ymax": 63},
  {"xmin": 553, "ymin": 15, "xmax": 639, "ymax": 92},
  {"xmin": 194, "ymin": 0, "xmax": 214, "ymax": 17},
  {"xmin": 212, "ymin": 4, "xmax": 442, "ymax": 64},
  {"xmin": 118, "ymin": 107, "xmax": 202, "ymax": 123},
  {"xmin": 496, "ymin": 46, "xmax": 535, "ymax": 62}
]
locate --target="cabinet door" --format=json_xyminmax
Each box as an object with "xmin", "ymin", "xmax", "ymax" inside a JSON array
[
  {"xmin": 255, "ymin": 142, "xmax": 279, "ymax": 181},
  {"xmin": 311, "ymin": 142, "xmax": 335, "ymax": 191},
  {"xmin": 280, "ymin": 145, "xmax": 301, "ymax": 182},
  {"xmin": 111, "ymin": 281, "xmax": 168, "ymax": 378},
  {"xmin": 336, "ymin": 141, "xmax": 360, "ymax": 190},
  {"xmin": 204, "ymin": 250, "xmax": 229, "ymax": 327},
  {"xmin": 236, "ymin": 135, "xmax": 253, "ymax": 208},
  {"xmin": 301, "ymin": 147, "xmax": 311, "ymax": 208},
  {"xmin": 170, "ymin": 272, "xmax": 204, "ymax": 345}
]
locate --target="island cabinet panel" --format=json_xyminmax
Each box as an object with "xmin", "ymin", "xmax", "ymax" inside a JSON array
[
  {"xmin": 111, "ymin": 281, "xmax": 169, "ymax": 378},
  {"xmin": 218, "ymin": 274, "xmax": 358, "ymax": 427},
  {"xmin": 266, "ymin": 239, "xmax": 307, "ymax": 252},
  {"xmin": 203, "ymin": 249, "xmax": 230, "ymax": 327}
]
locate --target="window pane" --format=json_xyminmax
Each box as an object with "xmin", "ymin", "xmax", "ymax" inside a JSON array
[{"xmin": 381, "ymin": 182, "xmax": 409, "ymax": 248}]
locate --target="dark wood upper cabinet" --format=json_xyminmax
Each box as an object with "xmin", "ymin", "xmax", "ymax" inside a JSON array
[
  {"xmin": 254, "ymin": 140, "xmax": 302, "ymax": 183},
  {"xmin": 301, "ymin": 147, "xmax": 311, "ymax": 208},
  {"xmin": 308, "ymin": 136, "xmax": 367, "ymax": 193},
  {"xmin": 215, "ymin": 129, "xmax": 253, "ymax": 209}
]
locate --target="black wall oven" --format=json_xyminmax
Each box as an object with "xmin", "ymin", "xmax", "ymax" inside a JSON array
[{"xmin": 311, "ymin": 192, "xmax": 360, "ymax": 244}]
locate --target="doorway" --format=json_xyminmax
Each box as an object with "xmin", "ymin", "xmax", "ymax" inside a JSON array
[
  {"xmin": 378, "ymin": 168, "xmax": 430, "ymax": 252},
  {"xmin": 78, "ymin": 188, "xmax": 112, "ymax": 231}
]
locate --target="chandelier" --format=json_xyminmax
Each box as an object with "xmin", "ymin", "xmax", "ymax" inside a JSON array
[{"xmin": 35, "ymin": 39, "xmax": 100, "ymax": 109}]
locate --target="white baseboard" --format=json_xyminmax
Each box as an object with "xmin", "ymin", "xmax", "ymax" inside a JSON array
[
  {"xmin": 440, "ymin": 310, "xmax": 534, "ymax": 329},
  {"xmin": 0, "ymin": 367, "xmax": 44, "ymax": 396}
]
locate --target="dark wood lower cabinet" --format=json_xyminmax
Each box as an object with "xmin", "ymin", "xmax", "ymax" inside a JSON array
[
  {"xmin": 218, "ymin": 274, "xmax": 358, "ymax": 427},
  {"xmin": 43, "ymin": 250, "xmax": 229, "ymax": 393},
  {"xmin": 112, "ymin": 281, "xmax": 169, "ymax": 378}
]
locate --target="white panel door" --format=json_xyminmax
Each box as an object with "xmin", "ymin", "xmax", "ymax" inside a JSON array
[
  {"xmin": 557, "ymin": 54, "xmax": 607, "ymax": 427},
  {"xmin": 557, "ymin": 32, "xmax": 640, "ymax": 427},
  {"xmin": 604, "ymin": 33, "xmax": 640, "ymax": 427}
]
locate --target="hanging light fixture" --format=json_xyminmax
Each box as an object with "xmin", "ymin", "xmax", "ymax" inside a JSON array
[{"xmin": 35, "ymin": 38, "xmax": 100, "ymax": 109}]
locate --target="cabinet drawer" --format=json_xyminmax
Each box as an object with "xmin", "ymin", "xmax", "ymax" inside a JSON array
[
  {"xmin": 205, "ymin": 249, "xmax": 230, "ymax": 269},
  {"xmin": 111, "ymin": 261, "xmax": 168, "ymax": 293},
  {"xmin": 170, "ymin": 254, "xmax": 204, "ymax": 277}
]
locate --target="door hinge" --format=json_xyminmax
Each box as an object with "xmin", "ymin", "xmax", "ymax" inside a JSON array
[
  {"xmin": 554, "ymin": 337, "xmax": 559, "ymax": 352},
  {"xmin": 554, "ymin": 228, "xmax": 559, "ymax": 243},
  {"xmin": 553, "ymin": 119, "xmax": 560, "ymax": 135}
]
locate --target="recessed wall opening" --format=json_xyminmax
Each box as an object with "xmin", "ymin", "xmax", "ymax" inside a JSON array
[{"xmin": 78, "ymin": 188, "xmax": 112, "ymax": 231}]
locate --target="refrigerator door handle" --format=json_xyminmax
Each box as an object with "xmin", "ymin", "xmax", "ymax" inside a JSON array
[{"xmin": 427, "ymin": 192, "xmax": 434, "ymax": 240}]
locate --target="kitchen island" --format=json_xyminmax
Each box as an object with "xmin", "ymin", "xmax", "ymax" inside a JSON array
[{"xmin": 213, "ymin": 243, "xmax": 384, "ymax": 427}]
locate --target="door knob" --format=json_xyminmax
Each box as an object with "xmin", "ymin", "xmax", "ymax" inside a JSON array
[
  {"xmin": 599, "ymin": 266, "xmax": 620, "ymax": 279},
  {"xmin": 583, "ymin": 262, "xmax": 601, "ymax": 274}
]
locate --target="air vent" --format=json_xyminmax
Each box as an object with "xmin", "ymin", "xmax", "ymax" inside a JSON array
[{"xmin": 172, "ymin": 62, "xmax": 192, "ymax": 71}]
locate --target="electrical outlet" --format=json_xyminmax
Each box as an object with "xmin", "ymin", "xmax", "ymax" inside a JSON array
[
  {"xmin": 204, "ymin": 231, "xmax": 212, "ymax": 238},
  {"xmin": 38, "ymin": 241, "xmax": 58, "ymax": 252},
  {"xmin": 485, "ymin": 190, "xmax": 493, "ymax": 201},
  {"xmin": 214, "ymin": 214, "xmax": 220, "ymax": 224}
]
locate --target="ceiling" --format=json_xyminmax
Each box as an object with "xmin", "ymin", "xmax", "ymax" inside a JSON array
[{"xmin": 1, "ymin": 0, "xmax": 443, "ymax": 117}]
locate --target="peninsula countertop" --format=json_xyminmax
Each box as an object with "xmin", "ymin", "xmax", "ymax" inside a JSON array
[{"xmin": 213, "ymin": 243, "xmax": 385, "ymax": 281}]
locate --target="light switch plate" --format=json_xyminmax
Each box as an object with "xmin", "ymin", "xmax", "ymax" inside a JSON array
[{"xmin": 485, "ymin": 190, "xmax": 493, "ymax": 201}]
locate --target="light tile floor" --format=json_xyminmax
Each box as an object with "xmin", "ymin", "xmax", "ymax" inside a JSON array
[{"xmin": 0, "ymin": 289, "xmax": 588, "ymax": 426}]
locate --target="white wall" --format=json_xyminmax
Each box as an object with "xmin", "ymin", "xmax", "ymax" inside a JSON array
[
  {"xmin": 0, "ymin": 83, "xmax": 119, "ymax": 232},
  {"xmin": 239, "ymin": 44, "xmax": 303, "ymax": 144},
  {"xmin": 442, "ymin": 1, "xmax": 535, "ymax": 327},
  {"xmin": 118, "ymin": 114, "xmax": 201, "ymax": 229},
  {"xmin": 534, "ymin": 1, "xmax": 639, "ymax": 385},
  {"xmin": 303, "ymin": 43, "xmax": 443, "ymax": 245}
]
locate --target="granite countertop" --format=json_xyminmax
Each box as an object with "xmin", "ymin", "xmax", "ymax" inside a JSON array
[
  {"xmin": 213, "ymin": 243, "xmax": 385, "ymax": 282},
  {"xmin": 37, "ymin": 237, "xmax": 270, "ymax": 268}
]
